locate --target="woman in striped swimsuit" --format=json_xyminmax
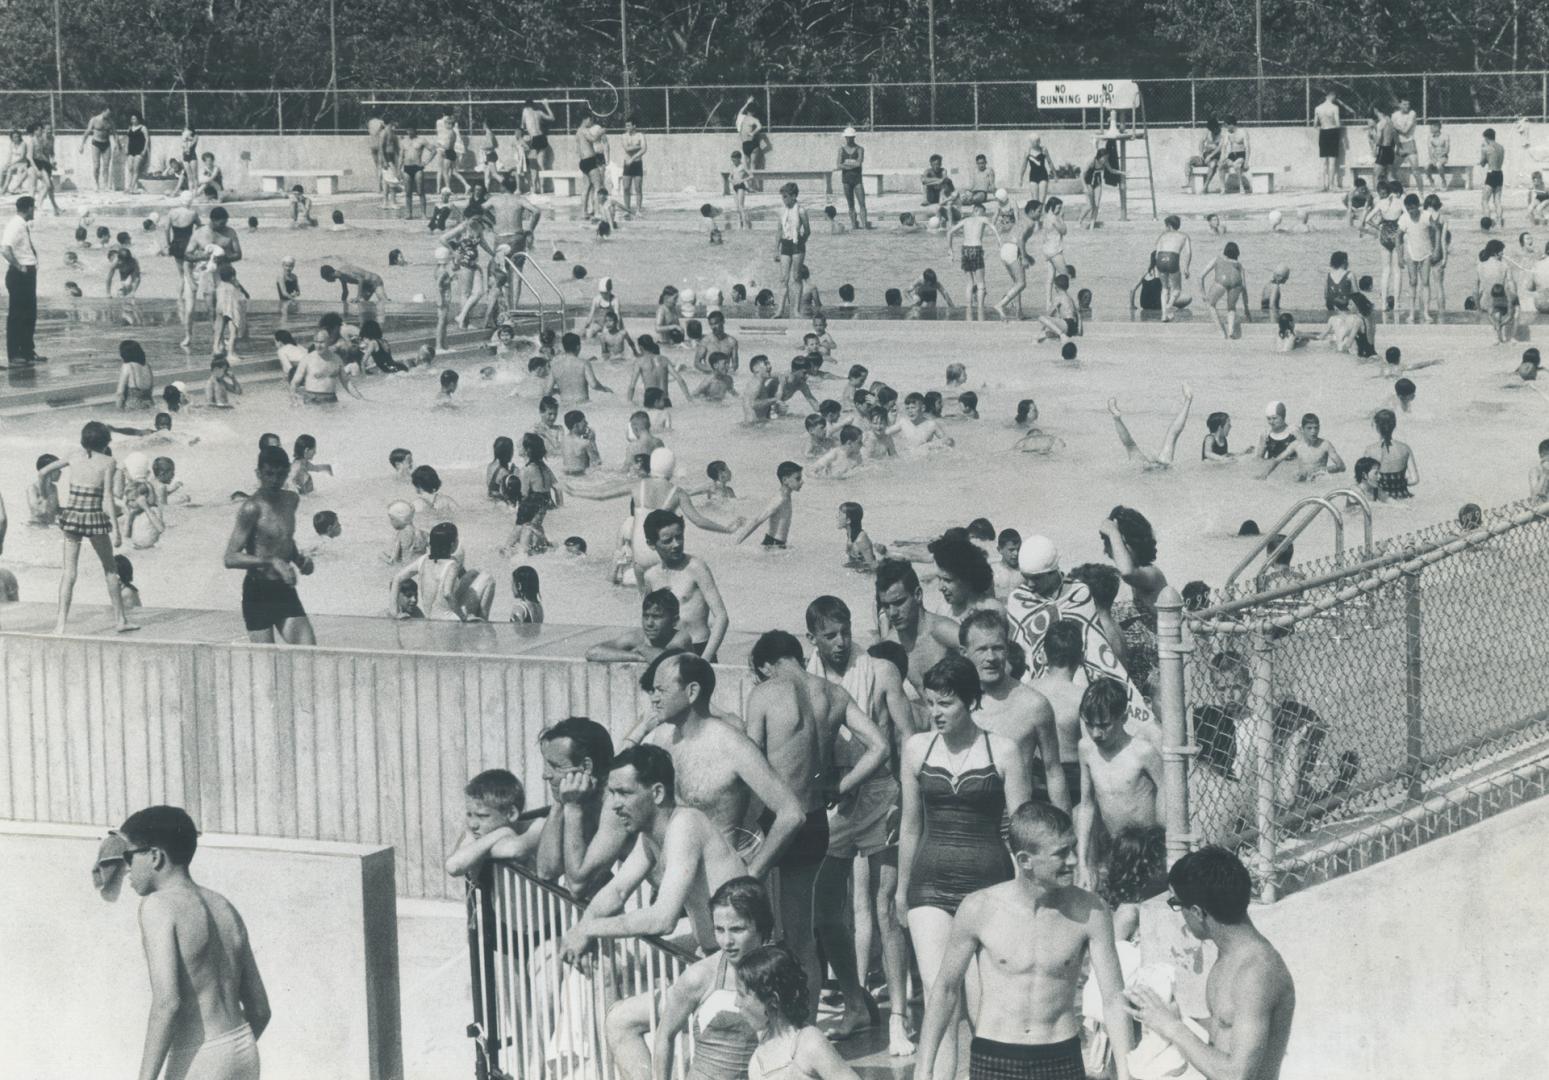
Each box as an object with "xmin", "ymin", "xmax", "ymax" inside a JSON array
[{"xmin": 38, "ymin": 421, "xmax": 138, "ymax": 633}]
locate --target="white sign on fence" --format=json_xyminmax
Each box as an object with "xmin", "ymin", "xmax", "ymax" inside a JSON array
[{"xmin": 1036, "ymin": 80, "xmax": 1142, "ymax": 110}]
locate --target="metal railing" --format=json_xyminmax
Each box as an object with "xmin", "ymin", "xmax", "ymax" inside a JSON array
[
  {"xmin": 1157, "ymin": 498, "xmax": 1549, "ymax": 901},
  {"xmin": 467, "ymin": 857, "xmax": 696, "ymax": 1080},
  {"xmin": 5, "ymin": 71, "xmax": 1549, "ymax": 136}
]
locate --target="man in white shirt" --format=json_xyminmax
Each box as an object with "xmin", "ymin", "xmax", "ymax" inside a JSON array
[{"xmin": 2, "ymin": 196, "xmax": 42, "ymax": 367}]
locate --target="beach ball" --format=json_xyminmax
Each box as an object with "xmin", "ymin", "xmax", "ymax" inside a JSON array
[
  {"xmin": 433, "ymin": 246, "xmax": 450, "ymax": 262},
  {"xmin": 123, "ymin": 451, "xmax": 149, "ymax": 480},
  {"xmin": 928, "ymin": 215, "xmax": 942, "ymax": 231},
  {"xmin": 1268, "ymin": 210, "xmax": 1283, "ymax": 228}
]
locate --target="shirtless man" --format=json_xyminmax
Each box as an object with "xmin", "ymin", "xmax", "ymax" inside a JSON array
[
  {"xmin": 959, "ymin": 610, "xmax": 1071, "ymax": 811},
  {"xmin": 1152, "ymin": 215, "xmax": 1192, "ymax": 320},
  {"xmin": 641, "ymin": 511, "xmax": 730, "ymax": 661},
  {"xmin": 697, "ymin": 310, "xmax": 740, "ymax": 371},
  {"xmin": 627, "ymin": 342, "xmax": 692, "ymax": 403},
  {"xmin": 736, "ymin": 98, "xmax": 764, "ymax": 166},
  {"xmin": 1075, "ymin": 678, "xmax": 1162, "ymax": 887},
  {"xmin": 561, "ymin": 744, "xmax": 747, "ymax": 959},
  {"xmin": 915, "ymin": 802, "xmax": 1133, "ymax": 1080},
  {"xmin": 1391, "ymin": 98, "xmax": 1420, "ymax": 190},
  {"xmin": 1028, "ymin": 620, "xmax": 1088, "ymax": 799},
  {"xmin": 1126, "ymin": 847, "xmax": 1296, "ymax": 1080},
  {"xmin": 1220, "ymin": 118, "xmax": 1251, "ymax": 193},
  {"xmin": 120, "ymin": 804, "xmax": 270, "ymax": 1080},
  {"xmin": 639, "ymin": 651, "xmax": 805, "ymax": 877},
  {"xmin": 575, "ymin": 112, "xmax": 607, "ymax": 218},
  {"xmin": 874, "ymin": 557, "xmax": 960, "ymax": 701},
  {"xmin": 1479, "ymin": 128, "xmax": 1506, "ymax": 226},
  {"xmin": 734, "ymin": 460, "xmax": 803, "ymax": 548},
  {"xmin": 485, "ymin": 173, "xmax": 541, "ymax": 300},
  {"xmin": 319, "ymin": 262, "xmax": 387, "ymax": 305},
  {"xmin": 553, "ymin": 332, "xmax": 611, "ymax": 403},
  {"xmin": 1313, "ymin": 90, "xmax": 1342, "ymax": 191},
  {"xmin": 745, "ymin": 629, "xmax": 887, "ymax": 1020},
  {"xmin": 223, "ymin": 445, "xmax": 316, "ymax": 646},
  {"xmin": 521, "ymin": 98, "xmax": 555, "ymax": 175},
  {"xmin": 289, "ymin": 332, "xmax": 363, "ymax": 405},
  {"xmin": 81, "ymin": 108, "xmax": 116, "ymax": 191},
  {"xmin": 185, "ymin": 207, "xmax": 243, "ymax": 348},
  {"xmin": 805, "ymin": 595, "xmax": 917, "ymax": 1052}
]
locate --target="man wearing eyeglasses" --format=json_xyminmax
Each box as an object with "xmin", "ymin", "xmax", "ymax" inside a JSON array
[
  {"xmin": 1126, "ymin": 846, "xmax": 1296, "ymax": 1080},
  {"xmin": 118, "ymin": 805, "xmax": 271, "ymax": 1080}
]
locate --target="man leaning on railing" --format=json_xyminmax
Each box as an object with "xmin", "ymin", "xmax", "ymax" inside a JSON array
[{"xmin": 561, "ymin": 744, "xmax": 749, "ymax": 964}]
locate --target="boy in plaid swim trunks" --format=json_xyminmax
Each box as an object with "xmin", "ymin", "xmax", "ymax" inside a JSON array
[{"xmin": 914, "ymin": 803, "xmax": 1134, "ymax": 1080}]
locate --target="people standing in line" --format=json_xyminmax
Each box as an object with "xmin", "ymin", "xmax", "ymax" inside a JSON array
[{"xmin": 2, "ymin": 195, "xmax": 42, "ymax": 367}]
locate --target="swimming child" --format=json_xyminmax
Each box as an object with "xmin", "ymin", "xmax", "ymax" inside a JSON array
[
  {"xmin": 1200, "ymin": 411, "xmax": 1235, "ymax": 462},
  {"xmin": 1107, "ymin": 385, "xmax": 1193, "ymax": 470},
  {"xmin": 411, "ymin": 464, "xmax": 459, "ymax": 517},
  {"xmin": 734, "ymin": 461, "xmax": 804, "ymax": 547},
  {"xmin": 509, "ymin": 566, "xmax": 544, "ymax": 623},
  {"xmin": 837, "ymin": 501, "xmax": 879, "ymax": 570},
  {"xmin": 390, "ymin": 522, "xmax": 495, "ymax": 621},
  {"xmin": 1260, "ymin": 412, "xmax": 1346, "ymax": 481},
  {"xmin": 288, "ymin": 185, "xmax": 318, "ymax": 227},
  {"xmin": 384, "ymin": 500, "xmax": 430, "ymax": 563},
  {"xmin": 812, "ymin": 424, "xmax": 864, "ymax": 477},
  {"xmin": 1261, "ymin": 264, "xmax": 1289, "ymax": 311},
  {"xmin": 206, "ymin": 352, "xmax": 242, "ymax": 407},
  {"xmin": 1275, "ymin": 312, "xmax": 1310, "ymax": 352},
  {"xmin": 1361, "ymin": 408, "xmax": 1418, "ymax": 498},
  {"xmin": 1036, "ymin": 272, "xmax": 1080, "ymax": 342},
  {"xmin": 28, "ymin": 454, "xmax": 60, "ymax": 524},
  {"xmin": 289, "ymin": 434, "xmax": 333, "ymax": 495}
]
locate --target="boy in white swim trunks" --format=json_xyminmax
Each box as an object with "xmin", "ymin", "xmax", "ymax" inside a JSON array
[{"xmin": 120, "ymin": 804, "xmax": 270, "ymax": 1080}]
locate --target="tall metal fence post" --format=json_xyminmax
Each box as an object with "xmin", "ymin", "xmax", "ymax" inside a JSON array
[
  {"xmin": 1421, "ymin": 78, "xmax": 1428, "ymax": 122},
  {"xmin": 1189, "ymin": 81, "xmax": 1196, "ymax": 127},
  {"xmin": 1542, "ymin": 72, "xmax": 1547, "ymax": 120},
  {"xmin": 276, "ymin": 90, "xmax": 284, "ymax": 137},
  {"xmin": 1403, "ymin": 557, "xmax": 1424, "ymax": 802},
  {"xmin": 663, "ymin": 88, "xmax": 671, "ymax": 134},
  {"xmin": 869, "ymin": 82, "xmax": 876, "ymax": 129},
  {"xmin": 764, "ymin": 83, "xmax": 772, "ymax": 130},
  {"xmin": 139, "ymin": 91, "xmax": 147, "ymax": 126},
  {"xmin": 972, "ymin": 84, "xmax": 980, "ymax": 130},
  {"xmin": 49, "ymin": 92, "xmax": 56, "ymax": 132},
  {"xmin": 1249, "ymin": 633, "xmax": 1278, "ymax": 902},
  {"xmin": 1304, "ymin": 77, "xmax": 1312, "ymax": 124},
  {"xmin": 1155, "ymin": 587, "xmax": 1194, "ymax": 867}
]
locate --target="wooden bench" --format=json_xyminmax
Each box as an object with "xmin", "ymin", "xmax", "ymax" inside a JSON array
[
  {"xmin": 722, "ymin": 169, "xmax": 834, "ymax": 196},
  {"xmin": 536, "ymin": 169, "xmax": 585, "ymax": 196},
  {"xmin": 257, "ymin": 169, "xmax": 342, "ymax": 195},
  {"xmin": 1347, "ymin": 161, "xmax": 1473, "ymax": 190},
  {"xmin": 1192, "ymin": 165, "xmax": 1278, "ymax": 194}
]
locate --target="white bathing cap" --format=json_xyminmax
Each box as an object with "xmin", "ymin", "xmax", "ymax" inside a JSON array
[
  {"xmin": 1265, "ymin": 400, "xmax": 1286, "ymax": 418},
  {"xmin": 598, "ymin": 276, "xmax": 613, "ymax": 293},
  {"xmin": 1016, "ymin": 535, "xmax": 1059, "ymax": 575},
  {"xmin": 388, "ymin": 500, "xmax": 414, "ymax": 524},
  {"xmin": 649, "ymin": 447, "xmax": 676, "ymax": 479},
  {"xmin": 680, "ymin": 287, "xmax": 696, "ymax": 303},
  {"xmin": 843, "ymin": 126, "xmax": 857, "ymax": 137},
  {"xmin": 123, "ymin": 451, "xmax": 150, "ymax": 481},
  {"xmin": 927, "ymin": 215, "xmax": 942, "ymax": 230},
  {"xmin": 1267, "ymin": 209, "xmax": 1283, "ymax": 227},
  {"xmin": 995, "ymin": 187, "xmax": 1009, "ymax": 202}
]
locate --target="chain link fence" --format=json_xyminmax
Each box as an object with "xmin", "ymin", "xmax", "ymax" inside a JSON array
[
  {"xmin": 1172, "ymin": 498, "xmax": 1549, "ymax": 901},
  {"xmin": 4, "ymin": 72, "xmax": 1547, "ymax": 135}
]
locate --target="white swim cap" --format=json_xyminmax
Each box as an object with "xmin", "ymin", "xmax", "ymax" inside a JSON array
[
  {"xmin": 433, "ymin": 246, "xmax": 451, "ymax": 262},
  {"xmin": 927, "ymin": 215, "xmax": 942, "ymax": 230},
  {"xmin": 842, "ymin": 126, "xmax": 857, "ymax": 137},
  {"xmin": 995, "ymin": 187, "xmax": 1009, "ymax": 203},
  {"xmin": 649, "ymin": 447, "xmax": 676, "ymax": 479},
  {"xmin": 495, "ymin": 242, "xmax": 512, "ymax": 256},
  {"xmin": 1265, "ymin": 400, "xmax": 1286, "ymax": 418},
  {"xmin": 680, "ymin": 287, "xmax": 697, "ymax": 303},
  {"xmin": 1274, "ymin": 264, "xmax": 1291, "ymax": 280},
  {"xmin": 598, "ymin": 276, "xmax": 613, "ymax": 293},
  {"xmin": 703, "ymin": 285, "xmax": 723, "ymax": 305},
  {"xmin": 388, "ymin": 500, "xmax": 414, "ymax": 524},
  {"xmin": 1016, "ymin": 535, "xmax": 1059, "ymax": 575},
  {"xmin": 1000, "ymin": 241, "xmax": 1020, "ymax": 264},
  {"xmin": 1268, "ymin": 209, "xmax": 1283, "ymax": 226},
  {"xmin": 172, "ymin": 380, "xmax": 188, "ymax": 394},
  {"xmin": 123, "ymin": 451, "xmax": 150, "ymax": 481}
]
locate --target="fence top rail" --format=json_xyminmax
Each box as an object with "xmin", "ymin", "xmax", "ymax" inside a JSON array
[
  {"xmin": 1187, "ymin": 498, "xmax": 1549, "ymax": 630},
  {"xmin": 11, "ymin": 71, "xmax": 1549, "ymax": 95}
]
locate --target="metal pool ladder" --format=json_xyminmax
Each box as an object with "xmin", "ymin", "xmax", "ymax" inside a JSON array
[
  {"xmin": 501, "ymin": 254, "xmax": 568, "ymax": 336},
  {"xmin": 1225, "ymin": 486, "xmax": 1375, "ymax": 592}
]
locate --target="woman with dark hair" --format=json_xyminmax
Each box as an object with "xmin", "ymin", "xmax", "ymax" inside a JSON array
[
  {"xmin": 926, "ymin": 532, "xmax": 998, "ymax": 618},
  {"xmin": 608, "ymin": 877, "xmax": 776, "ymax": 1080},
  {"xmin": 1100, "ymin": 505, "xmax": 1166, "ymax": 615},
  {"xmin": 897, "ymin": 653, "xmax": 1031, "ymax": 1080},
  {"xmin": 1361, "ymin": 408, "xmax": 1417, "ymax": 498},
  {"xmin": 39, "ymin": 421, "xmax": 137, "ymax": 633},
  {"xmin": 737, "ymin": 945, "xmax": 860, "ymax": 1080}
]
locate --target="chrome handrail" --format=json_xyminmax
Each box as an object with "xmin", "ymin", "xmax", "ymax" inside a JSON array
[{"xmin": 1223, "ymin": 495, "xmax": 1344, "ymax": 592}]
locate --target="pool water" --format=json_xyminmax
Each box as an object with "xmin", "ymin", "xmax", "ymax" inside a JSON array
[{"xmin": 1, "ymin": 316, "xmax": 1538, "ymax": 638}]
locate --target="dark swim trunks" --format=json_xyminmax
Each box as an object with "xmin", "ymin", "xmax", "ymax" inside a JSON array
[
  {"xmin": 758, "ymin": 807, "xmax": 830, "ymax": 869},
  {"xmin": 1318, "ymin": 128, "xmax": 1341, "ymax": 157},
  {"xmin": 741, "ymin": 139, "xmax": 758, "ymax": 159},
  {"xmin": 578, "ymin": 154, "xmax": 601, "ymax": 175},
  {"xmin": 242, "ymin": 571, "xmax": 307, "ymax": 632},
  {"xmin": 779, "ymin": 239, "xmax": 806, "ymax": 257},
  {"xmin": 969, "ymin": 1036, "xmax": 1084, "ymax": 1080},
  {"xmin": 300, "ymin": 389, "xmax": 338, "ymax": 405},
  {"xmin": 686, "ymin": 640, "xmax": 708, "ymax": 656},
  {"xmin": 1154, "ymin": 250, "xmax": 1181, "ymax": 275},
  {"xmin": 1486, "ymin": 169, "xmax": 1504, "ymax": 190}
]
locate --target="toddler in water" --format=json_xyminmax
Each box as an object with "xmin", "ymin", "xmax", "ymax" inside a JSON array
[
  {"xmin": 150, "ymin": 457, "xmax": 186, "ymax": 507},
  {"xmin": 206, "ymin": 353, "xmax": 242, "ymax": 407},
  {"xmin": 288, "ymin": 185, "xmax": 318, "ymax": 227},
  {"xmin": 701, "ymin": 203, "xmax": 723, "ymax": 244},
  {"xmin": 1261, "ymin": 265, "xmax": 1289, "ymax": 311},
  {"xmin": 1275, "ymin": 313, "xmax": 1310, "ymax": 352},
  {"xmin": 115, "ymin": 555, "xmax": 143, "ymax": 611},
  {"xmin": 1201, "ymin": 411, "xmax": 1235, "ymax": 462},
  {"xmin": 384, "ymin": 501, "xmax": 429, "ymax": 563},
  {"xmin": 289, "ymin": 435, "xmax": 333, "ymax": 494},
  {"xmin": 812, "ymin": 424, "xmax": 865, "ymax": 477},
  {"xmin": 704, "ymin": 461, "xmax": 736, "ymax": 502}
]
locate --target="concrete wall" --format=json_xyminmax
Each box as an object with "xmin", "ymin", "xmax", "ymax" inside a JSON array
[
  {"xmin": 0, "ymin": 821, "xmax": 401, "ymax": 1080},
  {"xmin": 45, "ymin": 122, "xmax": 1549, "ymax": 198},
  {"xmin": 1137, "ymin": 793, "xmax": 1548, "ymax": 1078},
  {"xmin": 0, "ymin": 610, "xmax": 757, "ymax": 900}
]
